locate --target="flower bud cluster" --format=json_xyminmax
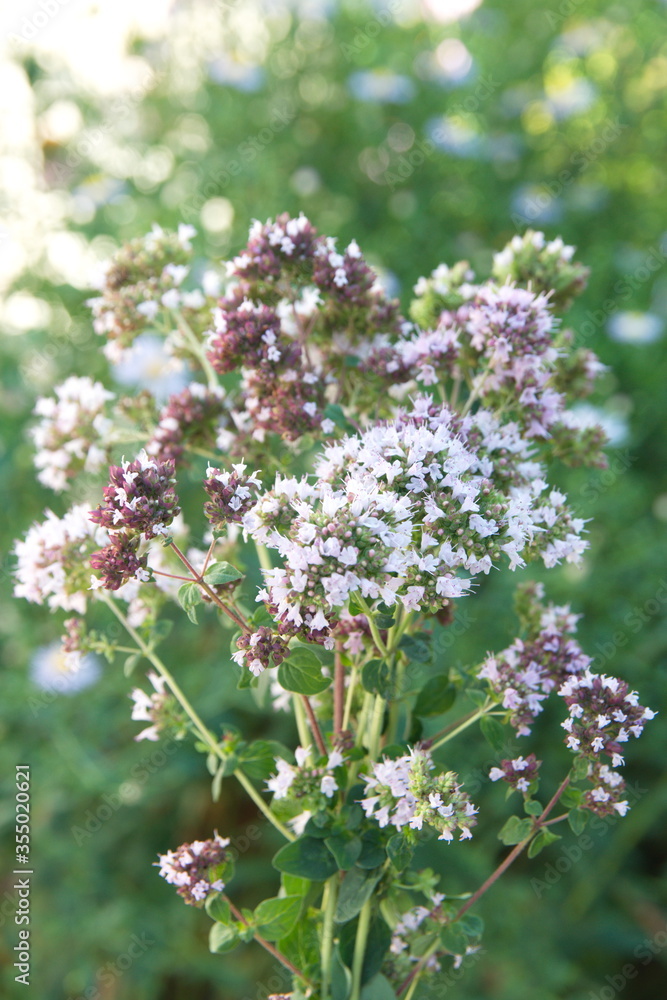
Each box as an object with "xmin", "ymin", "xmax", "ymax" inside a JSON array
[
  {"xmin": 31, "ymin": 377, "xmax": 114, "ymax": 492},
  {"xmin": 489, "ymin": 754, "xmax": 541, "ymax": 793},
  {"xmin": 90, "ymin": 532, "xmax": 149, "ymax": 591},
  {"xmin": 203, "ymin": 461, "xmax": 262, "ymax": 527},
  {"xmin": 207, "ymin": 298, "xmax": 324, "ymax": 441},
  {"xmin": 90, "ymin": 449, "xmax": 180, "ymax": 539},
  {"xmin": 232, "ymin": 627, "xmax": 290, "ymax": 677},
  {"xmin": 409, "ymin": 260, "xmax": 477, "ymax": 329},
  {"xmin": 361, "ymin": 747, "xmax": 477, "ymax": 842},
  {"xmin": 88, "ymin": 224, "xmax": 199, "ymax": 358},
  {"xmin": 157, "ymin": 832, "xmax": 230, "ymax": 906},
  {"xmin": 147, "ymin": 383, "xmax": 227, "ymax": 465},
  {"xmin": 14, "ymin": 505, "xmax": 108, "ymax": 613},
  {"xmin": 491, "ymin": 230, "xmax": 589, "ymax": 311},
  {"xmin": 478, "ymin": 601, "xmax": 592, "ymax": 735}
]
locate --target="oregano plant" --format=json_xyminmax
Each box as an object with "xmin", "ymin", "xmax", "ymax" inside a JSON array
[{"xmin": 14, "ymin": 217, "xmax": 655, "ymax": 1000}]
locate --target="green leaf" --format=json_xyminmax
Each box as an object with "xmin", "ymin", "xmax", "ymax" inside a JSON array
[
  {"xmin": 498, "ymin": 815, "xmax": 534, "ymax": 846},
  {"xmin": 387, "ymin": 835, "xmax": 413, "ymax": 873},
  {"xmin": 325, "ymin": 834, "xmax": 362, "ymax": 871},
  {"xmin": 205, "ymin": 895, "xmax": 232, "ymax": 924},
  {"xmin": 204, "ymin": 561, "xmax": 244, "ymax": 586},
  {"xmin": 281, "ymin": 873, "xmax": 310, "ymax": 896},
  {"xmin": 459, "ymin": 912, "xmax": 484, "ymax": 937},
  {"xmin": 331, "ymin": 945, "xmax": 352, "ymax": 1000},
  {"xmin": 568, "ymin": 807, "xmax": 588, "ymax": 835},
  {"xmin": 361, "ymin": 659, "xmax": 392, "ymax": 698},
  {"xmin": 374, "ymin": 612, "xmax": 395, "ymax": 629},
  {"xmin": 414, "ymin": 676, "xmax": 456, "ymax": 717},
  {"xmin": 209, "ymin": 922, "xmax": 240, "ymax": 954},
  {"xmin": 145, "ymin": 619, "xmax": 173, "ymax": 647},
  {"xmin": 254, "ymin": 895, "xmax": 302, "ymax": 941},
  {"xmin": 339, "ymin": 915, "xmax": 391, "ymax": 986},
  {"xmin": 278, "ymin": 648, "xmax": 330, "ymax": 696},
  {"xmin": 360, "ymin": 973, "xmax": 398, "ymax": 1000},
  {"xmin": 440, "ymin": 924, "xmax": 468, "ymax": 955},
  {"xmin": 278, "ymin": 915, "xmax": 320, "ymax": 975},
  {"xmin": 178, "ymin": 582, "xmax": 203, "ymax": 624},
  {"xmin": 357, "ymin": 829, "xmax": 386, "ymax": 870},
  {"xmin": 524, "ymin": 799, "xmax": 543, "ymax": 817},
  {"xmin": 123, "ymin": 653, "xmax": 141, "ymax": 677},
  {"xmin": 272, "ymin": 837, "xmax": 338, "ymax": 881},
  {"xmin": 527, "ymin": 828, "xmax": 561, "ymax": 858},
  {"xmin": 480, "ymin": 715, "xmax": 507, "ymax": 753},
  {"xmin": 335, "ymin": 867, "xmax": 383, "ymax": 924},
  {"xmin": 398, "ymin": 634, "xmax": 432, "ymax": 663},
  {"xmin": 324, "ymin": 402, "xmax": 358, "ymax": 435},
  {"xmin": 239, "ymin": 741, "xmax": 290, "ymax": 782},
  {"xmin": 571, "ymin": 755, "xmax": 590, "ymax": 781},
  {"xmin": 466, "ymin": 689, "xmax": 487, "ymax": 708}
]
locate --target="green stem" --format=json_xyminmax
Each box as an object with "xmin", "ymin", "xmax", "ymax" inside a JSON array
[
  {"xmin": 399, "ymin": 935, "xmax": 441, "ymax": 998},
  {"xmin": 175, "ymin": 311, "xmax": 219, "ymax": 391},
  {"xmin": 255, "ymin": 540, "xmax": 274, "ymax": 574},
  {"xmin": 234, "ymin": 769, "xmax": 295, "ymax": 842},
  {"xmin": 355, "ymin": 691, "xmax": 374, "ymax": 749},
  {"xmin": 294, "ymin": 695, "xmax": 312, "ymax": 752},
  {"xmin": 429, "ymin": 702, "xmax": 494, "ymax": 751},
  {"xmin": 368, "ymin": 694, "xmax": 386, "ymax": 762},
  {"xmin": 350, "ymin": 898, "xmax": 373, "ymax": 1000},
  {"xmin": 102, "ymin": 596, "xmax": 293, "ymax": 841},
  {"xmin": 320, "ymin": 876, "xmax": 339, "ymax": 1000},
  {"xmin": 102, "ymin": 594, "xmax": 218, "ymax": 754},
  {"xmin": 342, "ymin": 665, "xmax": 358, "ymax": 732},
  {"xmin": 356, "ymin": 596, "xmax": 389, "ymax": 657}
]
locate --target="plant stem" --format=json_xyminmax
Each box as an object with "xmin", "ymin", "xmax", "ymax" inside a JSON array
[
  {"xmin": 429, "ymin": 703, "xmax": 494, "ymax": 751},
  {"xmin": 350, "ymin": 898, "xmax": 372, "ymax": 1000},
  {"xmin": 233, "ymin": 769, "xmax": 295, "ymax": 842},
  {"xmin": 255, "ymin": 540, "xmax": 274, "ymax": 573},
  {"xmin": 224, "ymin": 896, "xmax": 309, "ymax": 984},
  {"xmin": 102, "ymin": 594, "xmax": 218, "ymax": 753},
  {"xmin": 301, "ymin": 695, "xmax": 328, "ymax": 757},
  {"xmin": 320, "ymin": 876, "xmax": 339, "ymax": 1000},
  {"xmin": 169, "ymin": 541, "xmax": 251, "ymax": 633},
  {"xmin": 102, "ymin": 596, "xmax": 293, "ymax": 842},
  {"xmin": 398, "ymin": 935, "xmax": 440, "ymax": 998},
  {"xmin": 355, "ymin": 691, "xmax": 374, "ymax": 749},
  {"xmin": 342, "ymin": 665, "xmax": 358, "ymax": 732},
  {"xmin": 356, "ymin": 596, "xmax": 388, "ymax": 657},
  {"xmin": 176, "ymin": 311, "xmax": 220, "ymax": 391},
  {"xmin": 294, "ymin": 695, "xmax": 312, "ymax": 751},
  {"xmin": 455, "ymin": 775, "xmax": 572, "ymax": 922},
  {"xmin": 334, "ymin": 643, "xmax": 345, "ymax": 736},
  {"xmin": 367, "ymin": 694, "xmax": 386, "ymax": 762}
]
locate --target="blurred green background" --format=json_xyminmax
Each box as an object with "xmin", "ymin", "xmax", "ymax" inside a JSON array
[{"xmin": 1, "ymin": 0, "xmax": 666, "ymax": 997}]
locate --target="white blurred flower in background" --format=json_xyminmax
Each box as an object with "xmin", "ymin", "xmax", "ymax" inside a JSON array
[
  {"xmin": 30, "ymin": 642, "xmax": 101, "ymax": 694},
  {"xmin": 111, "ymin": 333, "xmax": 189, "ymax": 401},
  {"xmin": 607, "ymin": 311, "xmax": 665, "ymax": 345}
]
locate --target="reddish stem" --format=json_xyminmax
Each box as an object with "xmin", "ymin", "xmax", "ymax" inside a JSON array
[
  {"xmin": 301, "ymin": 695, "xmax": 327, "ymax": 757},
  {"xmin": 169, "ymin": 541, "xmax": 250, "ymax": 633},
  {"xmin": 224, "ymin": 896, "xmax": 310, "ymax": 984}
]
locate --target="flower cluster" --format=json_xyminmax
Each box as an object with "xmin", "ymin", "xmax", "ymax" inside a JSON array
[
  {"xmin": 559, "ymin": 671, "xmax": 655, "ymax": 767},
  {"xmin": 361, "ymin": 748, "xmax": 477, "ymax": 842},
  {"xmin": 90, "ymin": 532, "xmax": 149, "ymax": 591},
  {"xmin": 147, "ymin": 383, "xmax": 227, "ymax": 465},
  {"xmin": 31, "ymin": 376, "xmax": 114, "ymax": 492},
  {"xmin": 491, "ymin": 230, "xmax": 589, "ymax": 311},
  {"xmin": 408, "ymin": 260, "xmax": 478, "ymax": 329},
  {"xmin": 130, "ymin": 671, "xmax": 187, "ymax": 741},
  {"xmin": 156, "ymin": 833, "xmax": 230, "ymax": 906},
  {"xmin": 267, "ymin": 747, "xmax": 344, "ymax": 834},
  {"xmin": 231, "ymin": 627, "xmax": 289, "ymax": 677},
  {"xmin": 389, "ymin": 897, "xmax": 446, "ymax": 971},
  {"xmin": 14, "ymin": 505, "xmax": 108, "ymax": 613},
  {"xmin": 88, "ymin": 224, "xmax": 201, "ymax": 360},
  {"xmin": 203, "ymin": 461, "xmax": 262, "ymax": 528},
  {"xmin": 478, "ymin": 601, "xmax": 592, "ymax": 735},
  {"xmin": 90, "ymin": 450, "xmax": 180, "ymax": 539},
  {"xmin": 489, "ymin": 754, "xmax": 541, "ymax": 793},
  {"xmin": 244, "ymin": 397, "xmax": 587, "ymax": 642}
]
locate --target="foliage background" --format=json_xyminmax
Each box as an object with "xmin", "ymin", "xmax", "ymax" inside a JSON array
[{"xmin": 1, "ymin": 0, "xmax": 666, "ymax": 997}]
